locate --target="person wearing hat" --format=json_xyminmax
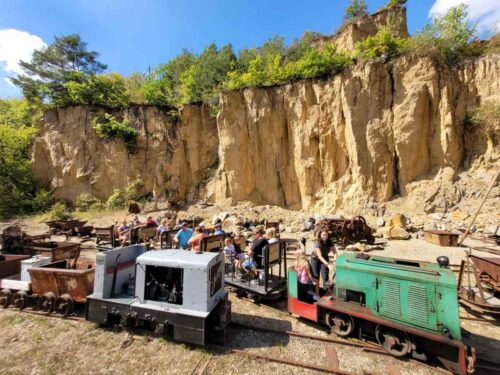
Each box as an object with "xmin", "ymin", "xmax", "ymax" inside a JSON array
[
  {"xmin": 214, "ymin": 220, "xmax": 225, "ymax": 236},
  {"xmin": 251, "ymin": 227, "xmax": 268, "ymax": 268},
  {"xmin": 174, "ymin": 222, "xmax": 193, "ymax": 249}
]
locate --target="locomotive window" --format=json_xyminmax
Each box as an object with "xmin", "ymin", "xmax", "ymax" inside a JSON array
[
  {"xmin": 345, "ymin": 289, "xmax": 366, "ymax": 305},
  {"xmin": 144, "ymin": 265, "xmax": 183, "ymax": 305},
  {"xmin": 209, "ymin": 262, "xmax": 222, "ymax": 297}
]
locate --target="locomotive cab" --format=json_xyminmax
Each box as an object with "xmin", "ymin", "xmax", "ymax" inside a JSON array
[{"xmin": 86, "ymin": 245, "xmax": 231, "ymax": 345}]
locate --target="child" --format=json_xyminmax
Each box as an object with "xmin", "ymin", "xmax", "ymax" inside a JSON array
[
  {"xmin": 223, "ymin": 237, "xmax": 236, "ymax": 258},
  {"xmin": 295, "ymin": 250, "xmax": 320, "ymax": 302}
]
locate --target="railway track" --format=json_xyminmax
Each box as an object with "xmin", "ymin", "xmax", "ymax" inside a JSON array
[{"xmin": 2, "ymin": 303, "xmax": 499, "ymax": 375}]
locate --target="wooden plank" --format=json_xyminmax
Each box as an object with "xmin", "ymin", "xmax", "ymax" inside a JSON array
[{"xmin": 325, "ymin": 344, "xmax": 340, "ymax": 370}]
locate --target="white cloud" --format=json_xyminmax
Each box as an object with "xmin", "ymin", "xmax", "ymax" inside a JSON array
[
  {"xmin": 430, "ymin": 0, "xmax": 500, "ymax": 34},
  {"xmin": 0, "ymin": 29, "xmax": 46, "ymax": 75}
]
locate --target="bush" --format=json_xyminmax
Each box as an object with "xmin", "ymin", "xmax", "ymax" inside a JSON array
[
  {"xmin": 467, "ymin": 101, "xmax": 500, "ymax": 145},
  {"xmin": 75, "ymin": 193, "xmax": 100, "ymax": 211},
  {"xmin": 355, "ymin": 26, "xmax": 408, "ymax": 60},
  {"xmin": 407, "ymin": 4, "xmax": 483, "ymax": 65},
  {"xmin": 45, "ymin": 202, "xmax": 73, "ymax": 221},
  {"xmin": 226, "ymin": 44, "xmax": 352, "ymax": 90},
  {"xmin": 63, "ymin": 72, "xmax": 130, "ymax": 108},
  {"xmin": 93, "ymin": 113, "xmax": 139, "ymax": 153},
  {"xmin": 106, "ymin": 188, "xmax": 127, "ymax": 209}
]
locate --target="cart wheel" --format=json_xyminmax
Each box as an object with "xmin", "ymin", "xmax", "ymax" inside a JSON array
[
  {"xmin": 40, "ymin": 292, "xmax": 57, "ymax": 314},
  {"xmin": 55, "ymin": 294, "xmax": 74, "ymax": 316},
  {"xmin": 0, "ymin": 288, "xmax": 12, "ymax": 308},
  {"xmin": 326, "ymin": 312, "xmax": 354, "ymax": 337},
  {"xmin": 13, "ymin": 291, "xmax": 27, "ymax": 310},
  {"xmin": 375, "ymin": 325, "xmax": 411, "ymax": 357}
]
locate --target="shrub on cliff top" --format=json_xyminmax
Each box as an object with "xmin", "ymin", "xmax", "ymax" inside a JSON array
[
  {"xmin": 407, "ymin": 4, "xmax": 483, "ymax": 65},
  {"xmin": 93, "ymin": 113, "xmax": 139, "ymax": 153},
  {"xmin": 355, "ymin": 26, "xmax": 408, "ymax": 60}
]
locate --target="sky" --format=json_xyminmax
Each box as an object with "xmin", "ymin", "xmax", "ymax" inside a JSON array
[{"xmin": 0, "ymin": 0, "xmax": 499, "ymax": 98}]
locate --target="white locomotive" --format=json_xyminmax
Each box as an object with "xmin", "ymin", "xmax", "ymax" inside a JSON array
[{"xmin": 86, "ymin": 245, "xmax": 231, "ymax": 345}]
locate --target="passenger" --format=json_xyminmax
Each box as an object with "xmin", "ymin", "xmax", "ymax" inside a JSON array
[
  {"xmin": 238, "ymin": 249, "xmax": 258, "ymax": 282},
  {"xmin": 213, "ymin": 220, "xmax": 225, "ymax": 235},
  {"xmin": 265, "ymin": 227, "xmax": 278, "ymax": 244},
  {"xmin": 118, "ymin": 220, "xmax": 131, "ymax": 246},
  {"xmin": 174, "ymin": 222, "xmax": 193, "ymax": 249},
  {"xmin": 296, "ymin": 250, "xmax": 319, "ymax": 302},
  {"xmin": 310, "ymin": 230, "xmax": 336, "ymax": 286},
  {"xmin": 146, "ymin": 216, "xmax": 157, "ymax": 227},
  {"xmin": 188, "ymin": 226, "xmax": 208, "ymax": 252},
  {"xmin": 251, "ymin": 227, "xmax": 268, "ymax": 268},
  {"xmin": 223, "ymin": 237, "xmax": 236, "ymax": 258},
  {"xmin": 199, "ymin": 222, "xmax": 210, "ymax": 235}
]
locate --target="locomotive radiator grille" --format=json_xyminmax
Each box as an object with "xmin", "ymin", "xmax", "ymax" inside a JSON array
[
  {"xmin": 408, "ymin": 285, "xmax": 428, "ymax": 322},
  {"xmin": 383, "ymin": 280, "xmax": 401, "ymax": 316}
]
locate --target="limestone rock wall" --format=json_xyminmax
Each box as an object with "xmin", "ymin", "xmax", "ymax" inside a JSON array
[
  {"xmin": 32, "ymin": 105, "xmax": 218, "ymax": 202},
  {"xmin": 211, "ymin": 54, "xmax": 500, "ymax": 212}
]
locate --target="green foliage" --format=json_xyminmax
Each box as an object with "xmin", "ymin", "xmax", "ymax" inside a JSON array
[
  {"xmin": 344, "ymin": 0, "xmax": 368, "ymax": 21},
  {"xmin": 93, "ymin": 113, "xmax": 139, "ymax": 153},
  {"xmin": 45, "ymin": 201, "xmax": 73, "ymax": 221},
  {"xmin": 0, "ymin": 124, "xmax": 39, "ymax": 218},
  {"xmin": 125, "ymin": 178, "xmax": 146, "ymax": 201},
  {"xmin": 11, "ymin": 34, "xmax": 106, "ymax": 106},
  {"xmin": 285, "ymin": 44, "xmax": 352, "ymax": 80},
  {"xmin": 355, "ymin": 26, "xmax": 408, "ymax": 60},
  {"xmin": 467, "ymin": 101, "xmax": 500, "ymax": 145},
  {"xmin": 407, "ymin": 4, "xmax": 483, "ymax": 65},
  {"xmin": 106, "ymin": 188, "xmax": 127, "ymax": 209},
  {"xmin": 284, "ymin": 31, "xmax": 323, "ymax": 63},
  {"xmin": 226, "ymin": 43, "xmax": 352, "ymax": 90},
  {"xmin": 63, "ymin": 73, "xmax": 130, "ymax": 108},
  {"xmin": 75, "ymin": 193, "xmax": 100, "ymax": 211}
]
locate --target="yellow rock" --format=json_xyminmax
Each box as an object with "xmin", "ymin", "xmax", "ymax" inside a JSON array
[
  {"xmin": 389, "ymin": 213, "xmax": 407, "ymax": 228},
  {"xmin": 449, "ymin": 211, "xmax": 469, "ymax": 221}
]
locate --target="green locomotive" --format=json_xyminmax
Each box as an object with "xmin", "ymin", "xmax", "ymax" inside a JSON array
[{"xmin": 288, "ymin": 253, "xmax": 475, "ymax": 374}]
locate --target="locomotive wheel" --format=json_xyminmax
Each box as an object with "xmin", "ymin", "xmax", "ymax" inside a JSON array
[
  {"xmin": 13, "ymin": 291, "xmax": 27, "ymax": 310},
  {"xmin": 0, "ymin": 288, "xmax": 12, "ymax": 308},
  {"xmin": 325, "ymin": 312, "xmax": 354, "ymax": 337},
  {"xmin": 40, "ymin": 292, "xmax": 57, "ymax": 314},
  {"xmin": 375, "ymin": 326, "xmax": 411, "ymax": 357},
  {"xmin": 55, "ymin": 294, "xmax": 74, "ymax": 316}
]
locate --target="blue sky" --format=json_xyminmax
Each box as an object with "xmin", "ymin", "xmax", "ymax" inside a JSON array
[{"xmin": 0, "ymin": 0, "xmax": 497, "ymax": 98}]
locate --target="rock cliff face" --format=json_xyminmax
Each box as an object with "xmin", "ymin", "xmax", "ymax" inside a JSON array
[
  {"xmin": 32, "ymin": 55, "xmax": 500, "ymax": 212},
  {"xmin": 32, "ymin": 105, "xmax": 218, "ymax": 203},
  {"xmin": 210, "ymin": 54, "xmax": 500, "ymax": 212}
]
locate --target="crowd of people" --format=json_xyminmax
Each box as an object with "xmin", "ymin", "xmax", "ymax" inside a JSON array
[{"xmin": 115, "ymin": 215, "xmax": 337, "ymax": 296}]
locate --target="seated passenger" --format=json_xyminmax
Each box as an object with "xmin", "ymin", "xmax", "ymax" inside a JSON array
[
  {"xmin": 213, "ymin": 220, "xmax": 225, "ymax": 235},
  {"xmin": 223, "ymin": 237, "xmax": 236, "ymax": 258},
  {"xmin": 174, "ymin": 222, "xmax": 193, "ymax": 249},
  {"xmin": 251, "ymin": 227, "xmax": 268, "ymax": 268},
  {"xmin": 265, "ymin": 227, "xmax": 278, "ymax": 244},
  {"xmin": 118, "ymin": 220, "xmax": 131, "ymax": 246},
  {"xmin": 146, "ymin": 216, "xmax": 157, "ymax": 227},
  {"xmin": 296, "ymin": 250, "xmax": 319, "ymax": 302},
  {"xmin": 188, "ymin": 226, "xmax": 208, "ymax": 252}
]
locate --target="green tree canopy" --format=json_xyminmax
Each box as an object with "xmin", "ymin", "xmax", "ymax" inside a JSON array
[
  {"xmin": 344, "ymin": 0, "xmax": 368, "ymax": 21},
  {"xmin": 11, "ymin": 34, "xmax": 107, "ymax": 105}
]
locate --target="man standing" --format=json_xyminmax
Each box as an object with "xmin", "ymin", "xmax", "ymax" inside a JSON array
[
  {"xmin": 174, "ymin": 222, "xmax": 193, "ymax": 249},
  {"xmin": 251, "ymin": 227, "xmax": 268, "ymax": 268}
]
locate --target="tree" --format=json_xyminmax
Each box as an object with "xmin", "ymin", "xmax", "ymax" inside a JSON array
[
  {"xmin": 343, "ymin": 0, "xmax": 368, "ymax": 21},
  {"xmin": 11, "ymin": 34, "xmax": 107, "ymax": 105},
  {"xmin": 409, "ymin": 4, "xmax": 481, "ymax": 64}
]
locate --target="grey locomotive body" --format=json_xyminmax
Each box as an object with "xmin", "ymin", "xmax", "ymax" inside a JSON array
[{"xmin": 85, "ymin": 245, "xmax": 231, "ymax": 345}]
